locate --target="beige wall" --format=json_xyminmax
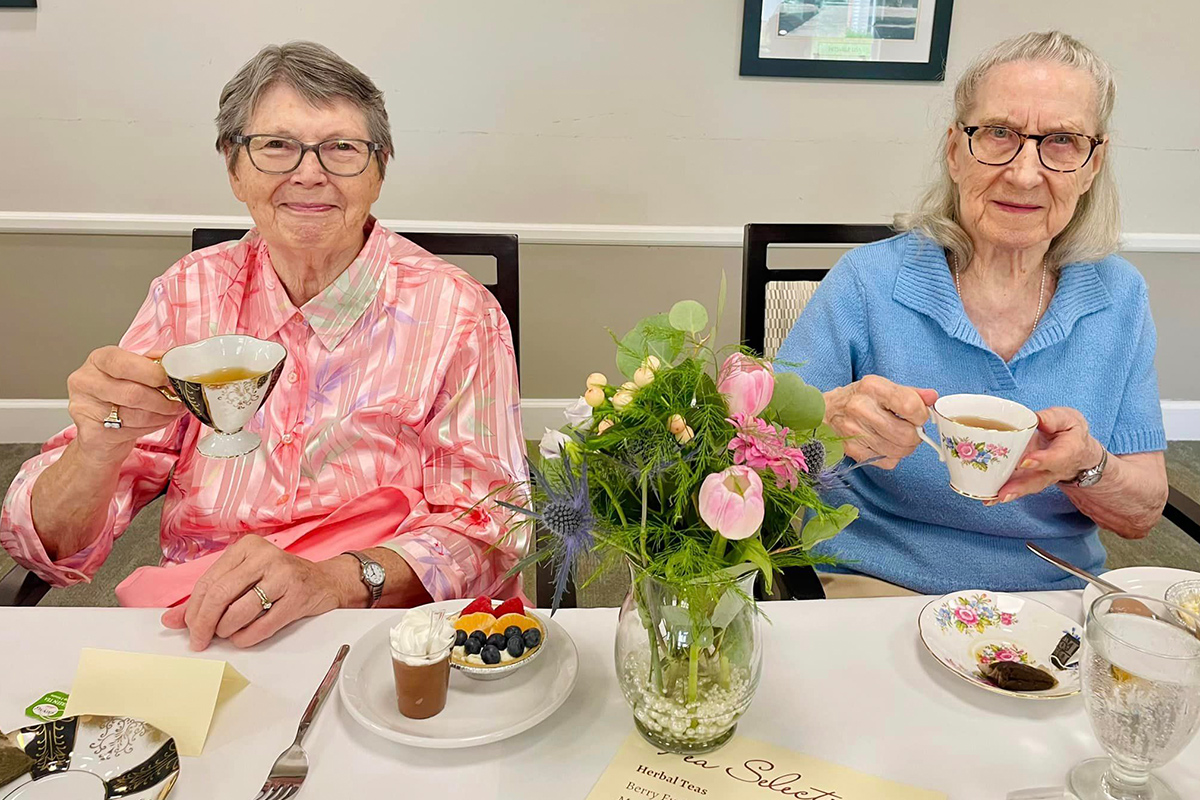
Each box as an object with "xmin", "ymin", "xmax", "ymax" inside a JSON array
[
  {"xmin": 1, "ymin": 0, "xmax": 1198, "ymax": 232},
  {"xmin": 2, "ymin": 233, "xmax": 1197, "ymax": 400}
]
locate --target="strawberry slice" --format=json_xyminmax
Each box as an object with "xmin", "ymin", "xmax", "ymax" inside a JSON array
[
  {"xmin": 460, "ymin": 595, "xmax": 494, "ymax": 616},
  {"xmin": 493, "ymin": 597, "xmax": 524, "ymax": 617}
]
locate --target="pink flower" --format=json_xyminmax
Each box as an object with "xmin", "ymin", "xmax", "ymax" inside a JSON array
[
  {"xmin": 956, "ymin": 442, "xmax": 977, "ymax": 460},
  {"xmin": 954, "ymin": 607, "xmax": 979, "ymax": 626},
  {"xmin": 718, "ymin": 353, "xmax": 774, "ymax": 417},
  {"xmin": 727, "ymin": 412, "xmax": 808, "ymax": 489},
  {"xmin": 698, "ymin": 466, "xmax": 765, "ymax": 541},
  {"xmin": 1000, "ymin": 613, "xmax": 1014, "ymax": 626},
  {"xmin": 994, "ymin": 648, "xmax": 1018, "ymax": 662}
]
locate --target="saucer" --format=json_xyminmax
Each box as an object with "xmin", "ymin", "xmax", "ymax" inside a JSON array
[
  {"xmin": 1080, "ymin": 566, "xmax": 1200, "ymax": 617},
  {"xmin": 918, "ymin": 591, "xmax": 1081, "ymax": 700},
  {"xmin": 3, "ymin": 716, "xmax": 179, "ymax": 799},
  {"xmin": 338, "ymin": 601, "xmax": 579, "ymax": 748}
]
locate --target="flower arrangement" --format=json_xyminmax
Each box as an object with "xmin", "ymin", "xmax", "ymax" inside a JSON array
[
  {"xmin": 942, "ymin": 435, "xmax": 1010, "ymax": 471},
  {"xmin": 493, "ymin": 293, "xmax": 864, "ymax": 752}
]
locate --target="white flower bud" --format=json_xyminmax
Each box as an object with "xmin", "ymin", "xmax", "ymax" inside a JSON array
[
  {"xmin": 586, "ymin": 372, "xmax": 608, "ymax": 389},
  {"xmin": 597, "ymin": 418, "xmax": 614, "ymax": 434},
  {"xmin": 633, "ymin": 366, "xmax": 655, "ymax": 388},
  {"xmin": 621, "ymin": 381, "xmax": 638, "ymax": 392},
  {"xmin": 675, "ymin": 425, "xmax": 695, "ymax": 444},
  {"xmin": 668, "ymin": 414, "xmax": 687, "ymax": 435},
  {"xmin": 584, "ymin": 386, "xmax": 606, "ymax": 407},
  {"xmin": 643, "ymin": 355, "xmax": 661, "ymax": 371},
  {"xmin": 612, "ymin": 390, "xmax": 635, "ymax": 411}
]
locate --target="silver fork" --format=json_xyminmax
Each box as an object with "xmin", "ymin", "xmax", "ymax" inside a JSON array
[{"xmin": 254, "ymin": 644, "xmax": 350, "ymax": 800}]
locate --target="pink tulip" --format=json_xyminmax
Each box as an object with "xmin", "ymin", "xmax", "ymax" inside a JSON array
[
  {"xmin": 698, "ymin": 466, "xmax": 765, "ymax": 541},
  {"xmin": 718, "ymin": 354, "xmax": 774, "ymax": 417}
]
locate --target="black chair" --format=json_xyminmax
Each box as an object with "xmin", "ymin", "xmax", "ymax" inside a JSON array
[
  {"xmin": 740, "ymin": 222, "xmax": 1200, "ymax": 601},
  {"xmin": 0, "ymin": 227, "xmax": 525, "ymax": 607},
  {"xmin": 191, "ymin": 228, "xmax": 521, "ymax": 375}
]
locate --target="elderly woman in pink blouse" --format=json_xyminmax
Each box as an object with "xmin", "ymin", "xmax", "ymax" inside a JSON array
[{"xmin": 0, "ymin": 42, "xmax": 527, "ymax": 650}]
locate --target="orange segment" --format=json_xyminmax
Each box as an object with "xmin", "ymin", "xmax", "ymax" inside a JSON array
[
  {"xmin": 490, "ymin": 613, "xmax": 539, "ymax": 637},
  {"xmin": 454, "ymin": 612, "xmax": 496, "ymax": 635}
]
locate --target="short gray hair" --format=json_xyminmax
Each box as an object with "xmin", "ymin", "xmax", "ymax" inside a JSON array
[
  {"xmin": 215, "ymin": 41, "xmax": 394, "ymax": 177},
  {"xmin": 896, "ymin": 31, "xmax": 1120, "ymax": 270}
]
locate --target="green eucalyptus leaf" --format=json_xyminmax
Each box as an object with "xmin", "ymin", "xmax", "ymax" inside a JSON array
[
  {"xmin": 660, "ymin": 605, "xmax": 692, "ymax": 631},
  {"xmin": 800, "ymin": 504, "xmax": 858, "ymax": 550},
  {"xmin": 668, "ymin": 300, "xmax": 709, "ymax": 334},
  {"xmin": 695, "ymin": 625, "xmax": 715, "ymax": 649},
  {"xmin": 767, "ymin": 372, "xmax": 826, "ymax": 431},
  {"xmin": 616, "ymin": 313, "xmax": 683, "ymax": 379},
  {"xmin": 815, "ymin": 422, "xmax": 845, "ymax": 465},
  {"xmin": 710, "ymin": 588, "xmax": 746, "ymax": 630}
]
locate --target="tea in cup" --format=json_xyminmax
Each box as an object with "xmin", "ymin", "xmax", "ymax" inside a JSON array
[
  {"xmin": 160, "ymin": 335, "xmax": 287, "ymax": 458},
  {"xmin": 917, "ymin": 394, "xmax": 1038, "ymax": 501}
]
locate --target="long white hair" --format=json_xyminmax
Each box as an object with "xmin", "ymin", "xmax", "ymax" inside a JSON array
[{"xmin": 896, "ymin": 31, "xmax": 1120, "ymax": 270}]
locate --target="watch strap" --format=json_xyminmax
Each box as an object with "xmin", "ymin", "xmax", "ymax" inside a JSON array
[{"xmin": 1072, "ymin": 448, "xmax": 1108, "ymax": 488}]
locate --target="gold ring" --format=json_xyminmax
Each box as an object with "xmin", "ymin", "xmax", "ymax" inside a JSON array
[
  {"xmin": 102, "ymin": 406, "xmax": 123, "ymax": 430},
  {"xmin": 252, "ymin": 584, "xmax": 273, "ymax": 612}
]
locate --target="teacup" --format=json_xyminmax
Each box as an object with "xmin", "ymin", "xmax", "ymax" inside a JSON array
[
  {"xmin": 160, "ymin": 335, "xmax": 287, "ymax": 459},
  {"xmin": 916, "ymin": 394, "xmax": 1038, "ymax": 501}
]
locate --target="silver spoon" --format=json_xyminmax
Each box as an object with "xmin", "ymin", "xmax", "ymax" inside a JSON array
[{"xmin": 1025, "ymin": 541, "xmax": 1160, "ymax": 620}]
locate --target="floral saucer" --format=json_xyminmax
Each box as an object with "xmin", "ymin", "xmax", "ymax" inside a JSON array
[
  {"xmin": 918, "ymin": 591, "xmax": 1081, "ymax": 700},
  {"xmin": 3, "ymin": 716, "xmax": 178, "ymax": 799}
]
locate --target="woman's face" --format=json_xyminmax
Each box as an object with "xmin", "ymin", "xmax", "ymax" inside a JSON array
[
  {"xmin": 227, "ymin": 82, "xmax": 385, "ymax": 255},
  {"xmin": 947, "ymin": 60, "xmax": 1104, "ymax": 257}
]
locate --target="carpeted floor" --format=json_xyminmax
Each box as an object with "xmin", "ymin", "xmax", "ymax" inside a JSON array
[{"xmin": 3, "ymin": 442, "xmax": 1200, "ymax": 607}]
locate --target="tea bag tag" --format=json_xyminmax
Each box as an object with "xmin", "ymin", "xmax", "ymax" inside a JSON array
[{"xmin": 1050, "ymin": 631, "xmax": 1081, "ymax": 671}]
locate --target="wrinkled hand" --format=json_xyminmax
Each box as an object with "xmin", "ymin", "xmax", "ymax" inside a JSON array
[
  {"xmin": 161, "ymin": 536, "xmax": 356, "ymax": 650},
  {"xmin": 990, "ymin": 407, "xmax": 1103, "ymax": 505},
  {"xmin": 824, "ymin": 375, "xmax": 939, "ymax": 469},
  {"xmin": 68, "ymin": 346, "xmax": 185, "ymax": 458}
]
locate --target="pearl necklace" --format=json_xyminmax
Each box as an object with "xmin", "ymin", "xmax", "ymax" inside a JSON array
[{"xmin": 953, "ymin": 252, "xmax": 1048, "ymax": 337}]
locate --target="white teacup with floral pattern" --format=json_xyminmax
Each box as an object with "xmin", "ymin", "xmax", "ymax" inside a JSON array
[{"xmin": 916, "ymin": 394, "xmax": 1038, "ymax": 501}]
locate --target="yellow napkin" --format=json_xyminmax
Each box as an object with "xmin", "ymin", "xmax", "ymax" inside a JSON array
[{"xmin": 64, "ymin": 648, "xmax": 248, "ymax": 757}]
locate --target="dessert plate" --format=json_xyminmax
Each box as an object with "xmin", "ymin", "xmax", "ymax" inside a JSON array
[{"xmin": 339, "ymin": 601, "xmax": 579, "ymax": 748}]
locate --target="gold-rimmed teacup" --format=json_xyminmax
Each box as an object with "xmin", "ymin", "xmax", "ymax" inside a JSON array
[{"xmin": 159, "ymin": 335, "xmax": 287, "ymax": 459}]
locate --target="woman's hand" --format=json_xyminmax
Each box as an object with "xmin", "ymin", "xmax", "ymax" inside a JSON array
[
  {"xmin": 161, "ymin": 536, "xmax": 364, "ymax": 650},
  {"xmin": 990, "ymin": 407, "xmax": 1104, "ymax": 505},
  {"xmin": 67, "ymin": 346, "xmax": 185, "ymax": 460},
  {"xmin": 824, "ymin": 375, "xmax": 939, "ymax": 469}
]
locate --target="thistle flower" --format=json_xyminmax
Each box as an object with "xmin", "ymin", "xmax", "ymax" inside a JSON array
[{"xmin": 497, "ymin": 456, "xmax": 595, "ymax": 614}]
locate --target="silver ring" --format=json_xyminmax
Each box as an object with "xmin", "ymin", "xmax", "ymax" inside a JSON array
[
  {"xmin": 252, "ymin": 584, "xmax": 273, "ymax": 612},
  {"xmin": 102, "ymin": 406, "xmax": 123, "ymax": 430}
]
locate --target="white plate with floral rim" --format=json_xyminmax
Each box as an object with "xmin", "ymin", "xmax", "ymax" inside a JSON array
[{"xmin": 918, "ymin": 591, "xmax": 1082, "ymax": 700}]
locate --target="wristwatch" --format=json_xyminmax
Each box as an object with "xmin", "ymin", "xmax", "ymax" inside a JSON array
[
  {"xmin": 343, "ymin": 551, "xmax": 385, "ymax": 608},
  {"xmin": 1070, "ymin": 448, "xmax": 1109, "ymax": 488}
]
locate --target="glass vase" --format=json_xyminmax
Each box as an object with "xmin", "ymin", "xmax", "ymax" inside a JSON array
[{"xmin": 614, "ymin": 561, "xmax": 763, "ymax": 754}]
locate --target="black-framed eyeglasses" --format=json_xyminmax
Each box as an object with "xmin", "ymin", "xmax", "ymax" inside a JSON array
[
  {"xmin": 960, "ymin": 124, "xmax": 1105, "ymax": 173},
  {"xmin": 231, "ymin": 134, "xmax": 384, "ymax": 177}
]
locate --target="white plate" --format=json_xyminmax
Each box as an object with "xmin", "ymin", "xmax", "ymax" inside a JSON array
[
  {"xmin": 4, "ymin": 716, "xmax": 179, "ymax": 799},
  {"xmin": 919, "ymin": 590, "xmax": 1081, "ymax": 700},
  {"xmin": 338, "ymin": 601, "xmax": 579, "ymax": 748},
  {"xmin": 1081, "ymin": 566, "xmax": 1200, "ymax": 617}
]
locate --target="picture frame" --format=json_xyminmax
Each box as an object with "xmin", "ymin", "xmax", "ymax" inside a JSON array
[
  {"xmin": 740, "ymin": 0, "xmax": 954, "ymax": 81},
  {"xmin": 0, "ymin": 0, "xmax": 37, "ymax": 7}
]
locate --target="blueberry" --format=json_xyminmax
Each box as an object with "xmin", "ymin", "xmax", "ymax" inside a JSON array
[
  {"xmin": 464, "ymin": 637, "xmax": 483, "ymax": 656},
  {"xmin": 504, "ymin": 625, "xmax": 522, "ymax": 639},
  {"xmin": 480, "ymin": 644, "xmax": 502, "ymax": 665},
  {"xmin": 486, "ymin": 633, "xmax": 508, "ymax": 650},
  {"xmin": 454, "ymin": 630, "xmax": 468, "ymax": 648},
  {"xmin": 506, "ymin": 635, "xmax": 525, "ymax": 658},
  {"xmin": 469, "ymin": 630, "xmax": 487, "ymax": 642},
  {"xmin": 523, "ymin": 628, "xmax": 541, "ymax": 649}
]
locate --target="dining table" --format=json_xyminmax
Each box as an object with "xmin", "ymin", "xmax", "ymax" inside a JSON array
[{"xmin": 3, "ymin": 592, "xmax": 1199, "ymax": 799}]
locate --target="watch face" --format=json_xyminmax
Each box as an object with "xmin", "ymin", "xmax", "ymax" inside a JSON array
[{"xmin": 363, "ymin": 562, "xmax": 386, "ymax": 586}]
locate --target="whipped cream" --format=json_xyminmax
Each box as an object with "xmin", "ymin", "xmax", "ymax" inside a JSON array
[{"xmin": 390, "ymin": 609, "xmax": 455, "ymax": 665}]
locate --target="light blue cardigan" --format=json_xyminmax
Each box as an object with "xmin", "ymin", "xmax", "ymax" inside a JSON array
[{"xmin": 777, "ymin": 231, "xmax": 1166, "ymax": 593}]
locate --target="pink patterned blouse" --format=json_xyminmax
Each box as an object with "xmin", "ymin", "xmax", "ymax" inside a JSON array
[{"xmin": 0, "ymin": 219, "xmax": 528, "ymax": 605}]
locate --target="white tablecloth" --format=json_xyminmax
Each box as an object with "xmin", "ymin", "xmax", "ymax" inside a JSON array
[{"xmin": 2, "ymin": 595, "xmax": 1198, "ymax": 799}]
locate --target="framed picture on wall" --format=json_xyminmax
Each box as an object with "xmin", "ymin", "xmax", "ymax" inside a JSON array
[
  {"xmin": 0, "ymin": 0, "xmax": 37, "ymax": 7},
  {"xmin": 741, "ymin": 0, "xmax": 953, "ymax": 81}
]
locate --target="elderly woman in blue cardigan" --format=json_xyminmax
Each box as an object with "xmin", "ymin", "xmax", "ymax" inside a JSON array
[{"xmin": 778, "ymin": 31, "xmax": 1168, "ymax": 598}]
